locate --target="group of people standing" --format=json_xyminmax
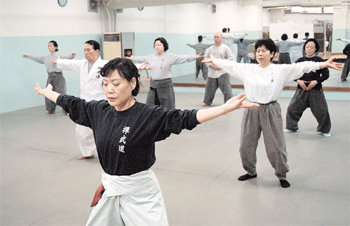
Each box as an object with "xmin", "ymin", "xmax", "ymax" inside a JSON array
[{"xmin": 27, "ymin": 33, "xmax": 342, "ymax": 225}]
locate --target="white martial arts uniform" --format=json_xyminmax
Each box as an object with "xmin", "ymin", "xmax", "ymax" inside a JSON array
[
  {"xmin": 86, "ymin": 170, "xmax": 168, "ymax": 226},
  {"xmin": 57, "ymin": 57, "xmax": 108, "ymax": 157}
]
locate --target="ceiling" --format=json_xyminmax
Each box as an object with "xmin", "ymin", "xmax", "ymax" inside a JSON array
[{"xmin": 105, "ymin": 0, "xmax": 350, "ymax": 9}]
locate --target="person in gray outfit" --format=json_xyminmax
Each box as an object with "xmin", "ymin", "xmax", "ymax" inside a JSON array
[
  {"xmin": 131, "ymin": 37, "xmax": 202, "ymax": 109},
  {"xmin": 276, "ymin": 34, "xmax": 304, "ymax": 64},
  {"xmin": 234, "ymin": 37, "xmax": 257, "ymax": 63},
  {"xmin": 201, "ymin": 32, "xmax": 234, "ymax": 106},
  {"xmin": 186, "ymin": 35, "xmax": 212, "ymax": 79},
  {"xmin": 23, "ymin": 40, "xmax": 75, "ymax": 114}
]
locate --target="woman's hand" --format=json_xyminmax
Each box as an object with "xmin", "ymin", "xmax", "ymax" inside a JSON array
[
  {"xmin": 201, "ymin": 54, "xmax": 215, "ymax": 63},
  {"xmin": 222, "ymin": 93, "xmax": 259, "ymax": 114},
  {"xmin": 306, "ymin": 80, "xmax": 318, "ymax": 90},
  {"xmin": 297, "ymin": 80, "xmax": 308, "ymax": 90},
  {"xmin": 34, "ymin": 83, "xmax": 59, "ymax": 103},
  {"xmin": 23, "ymin": 54, "xmax": 28, "ymax": 58},
  {"xmin": 321, "ymin": 57, "xmax": 342, "ymax": 71},
  {"xmin": 196, "ymin": 53, "xmax": 204, "ymax": 59},
  {"xmin": 34, "ymin": 83, "xmax": 53, "ymax": 96},
  {"xmin": 138, "ymin": 62, "xmax": 152, "ymax": 70},
  {"xmin": 196, "ymin": 93, "xmax": 259, "ymax": 123}
]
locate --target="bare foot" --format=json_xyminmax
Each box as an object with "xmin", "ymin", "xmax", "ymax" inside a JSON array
[
  {"xmin": 201, "ymin": 103, "xmax": 211, "ymax": 107},
  {"xmin": 77, "ymin": 155, "xmax": 95, "ymax": 160}
]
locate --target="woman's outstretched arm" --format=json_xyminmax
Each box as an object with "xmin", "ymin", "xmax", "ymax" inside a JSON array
[
  {"xmin": 197, "ymin": 93, "xmax": 259, "ymax": 123},
  {"xmin": 34, "ymin": 83, "xmax": 60, "ymax": 103}
]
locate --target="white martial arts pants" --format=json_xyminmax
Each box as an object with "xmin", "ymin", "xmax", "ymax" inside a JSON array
[
  {"xmin": 86, "ymin": 170, "xmax": 169, "ymax": 226},
  {"xmin": 76, "ymin": 125, "xmax": 97, "ymax": 157}
]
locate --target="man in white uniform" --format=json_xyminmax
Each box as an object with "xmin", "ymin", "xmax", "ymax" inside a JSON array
[{"xmin": 56, "ymin": 40, "xmax": 108, "ymax": 160}]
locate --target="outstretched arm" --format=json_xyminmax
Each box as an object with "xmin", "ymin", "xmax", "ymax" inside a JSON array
[
  {"xmin": 34, "ymin": 83, "xmax": 60, "ymax": 103},
  {"xmin": 197, "ymin": 93, "xmax": 259, "ymax": 123},
  {"xmin": 319, "ymin": 57, "xmax": 342, "ymax": 70},
  {"xmin": 24, "ymin": 55, "xmax": 45, "ymax": 64},
  {"xmin": 34, "ymin": 83, "xmax": 97, "ymax": 128},
  {"xmin": 186, "ymin": 43, "xmax": 195, "ymax": 49}
]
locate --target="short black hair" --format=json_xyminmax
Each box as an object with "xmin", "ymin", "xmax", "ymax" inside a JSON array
[
  {"xmin": 99, "ymin": 57, "xmax": 140, "ymax": 96},
  {"xmin": 85, "ymin": 40, "xmax": 100, "ymax": 51},
  {"xmin": 303, "ymin": 38, "xmax": 320, "ymax": 53},
  {"xmin": 198, "ymin": 35, "xmax": 203, "ymax": 42},
  {"xmin": 222, "ymin": 28, "xmax": 227, "ymax": 33},
  {"xmin": 293, "ymin": 33, "xmax": 298, "ymax": 39},
  {"xmin": 49, "ymin": 40, "xmax": 59, "ymax": 52},
  {"xmin": 255, "ymin": 39, "xmax": 276, "ymax": 59},
  {"xmin": 281, "ymin": 33, "xmax": 288, "ymax": 41},
  {"xmin": 154, "ymin": 37, "xmax": 169, "ymax": 51},
  {"xmin": 305, "ymin": 32, "xmax": 309, "ymax": 37}
]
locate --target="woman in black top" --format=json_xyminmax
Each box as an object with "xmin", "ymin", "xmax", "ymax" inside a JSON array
[
  {"xmin": 34, "ymin": 57, "xmax": 258, "ymax": 226},
  {"xmin": 285, "ymin": 39, "xmax": 331, "ymax": 136}
]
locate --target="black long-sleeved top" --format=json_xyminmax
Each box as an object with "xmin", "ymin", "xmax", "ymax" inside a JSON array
[
  {"xmin": 57, "ymin": 95, "xmax": 199, "ymax": 176},
  {"xmin": 295, "ymin": 56, "xmax": 329, "ymax": 90}
]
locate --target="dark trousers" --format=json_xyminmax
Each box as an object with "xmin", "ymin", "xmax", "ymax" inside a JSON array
[
  {"xmin": 146, "ymin": 78, "xmax": 175, "ymax": 110},
  {"xmin": 286, "ymin": 89, "xmax": 331, "ymax": 133},
  {"xmin": 45, "ymin": 72, "xmax": 66, "ymax": 113},
  {"xmin": 195, "ymin": 58, "xmax": 208, "ymax": 79},
  {"xmin": 278, "ymin": 53, "xmax": 291, "ymax": 64},
  {"xmin": 237, "ymin": 53, "xmax": 250, "ymax": 63},
  {"xmin": 203, "ymin": 73, "xmax": 233, "ymax": 105},
  {"xmin": 341, "ymin": 59, "xmax": 350, "ymax": 81}
]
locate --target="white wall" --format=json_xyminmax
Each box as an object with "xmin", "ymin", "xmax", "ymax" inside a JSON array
[
  {"xmin": 265, "ymin": 8, "xmax": 333, "ymax": 40},
  {"xmin": 0, "ymin": 0, "xmax": 105, "ymax": 36},
  {"xmin": 0, "ymin": 0, "xmax": 106, "ymax": 113},
  {"xmin": 332, "ymin": 5, "xmax": 350, "ymax": 52},
  {"xmin": 115, "ymin": 1, "xmax": 263, "ymax": 34}
]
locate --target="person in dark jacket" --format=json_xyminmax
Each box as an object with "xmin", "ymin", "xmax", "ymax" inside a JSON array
[{"xmin": 285, "ymin": 39, "xmax": 332, "ymax": 136}]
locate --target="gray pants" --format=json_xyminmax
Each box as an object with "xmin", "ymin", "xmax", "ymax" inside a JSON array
[
  {"xmin": 196, "ymin": 58, "xmax": 208, "ymax": 79},
  {"xmin": 239, "ymin": 102, "xmax": 289, "ymax": 179},
  {"xmin": 286, "ymin": 89, "xmax": 331, "ymax": 133},
  {"xmin": 341, "ymin": 58, "xmax": 350, "ymax": 81},
  {"xmin": 46, "ymin": 72, "xmax": 66, "ymax": 113},
  {"xmin": 237, "ymin": 53, "xmax": 250, "ymax": 63},
  {"xmin": 278, "ymin": 53, "xmax": 291, "ymax": 64},
  {"xmin": 203, "ymin": 73, "xmax": 233, "ymax": 105},
  {"xmin": 147, "ymin": 78, "xmax": 175, "ymax": 110}
]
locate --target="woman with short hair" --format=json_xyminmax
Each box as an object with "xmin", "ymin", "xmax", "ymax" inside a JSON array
[
  {"xmin": 285, "ymin": 39, "xmax": 332, "ymax": 136},
  {"xmin": 202, "ymin": 38, "xmax": 341, "ymax": 188},
  {"xmin": 23, "ymin": 40, "xmax": 75, "ymax": 114},
  {"xmin": 130, "ymin": 37, "xmax": 202, "ymax": 109}
]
